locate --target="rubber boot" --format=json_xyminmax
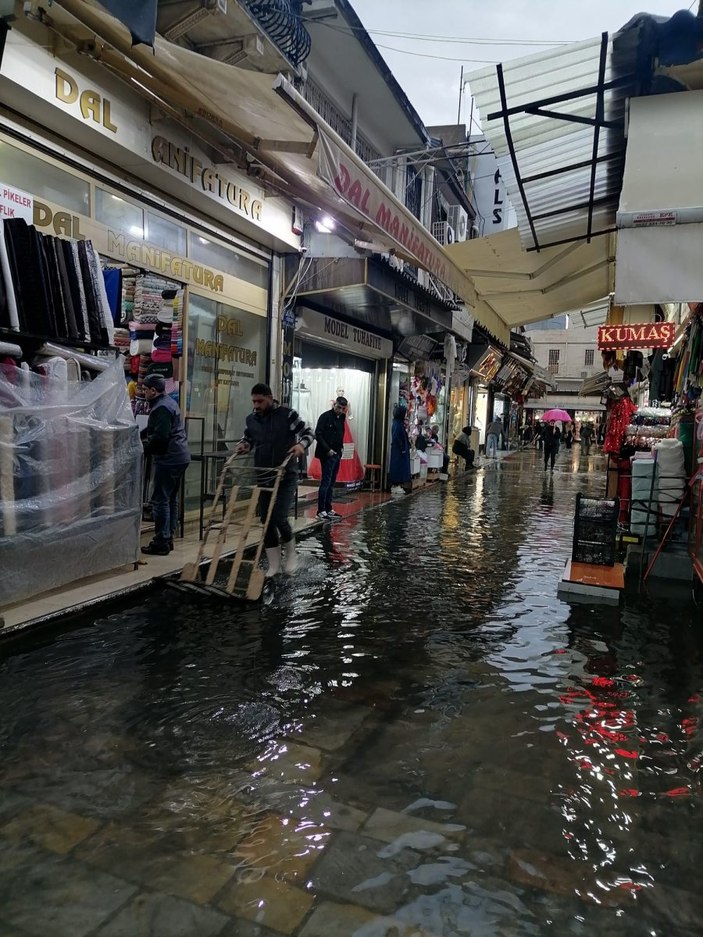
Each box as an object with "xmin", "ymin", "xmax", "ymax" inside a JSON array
[
  {"xmin": 265, "ymin": 546, "xmax": 281, "ymax": 577},
  {"xmin": 281, "ymin": 539, "xmax": 298, "ymax": 575}
]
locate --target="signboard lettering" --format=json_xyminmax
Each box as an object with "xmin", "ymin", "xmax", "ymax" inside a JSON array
[
  {"xmin": 55, "ymin": 68, "xmax": 118, "ymax": 133},
  {"xmin": 297, "ymin": 307, "xmax": 392, "ymax": 360},
  {"xmin": 1, "ymin": 183, "xmax": 33, "ymax": 222},
  {"xmin": 151, "ymin": 135, "xmax": 263, "ymax": 221},
  {"xmin": 597, "ymin": 322, "xmax": 676, "ymax": 350}
]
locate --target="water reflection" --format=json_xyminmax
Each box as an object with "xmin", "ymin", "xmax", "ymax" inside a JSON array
[{"xmin": 0, "ymin": 452, "xmax": 702, "ymax": 935}]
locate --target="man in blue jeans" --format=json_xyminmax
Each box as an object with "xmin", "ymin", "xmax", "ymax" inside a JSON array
[
  {"xmin": 140, "ymin": 374, "xmax": 191, "ymax": 556},
  {"xmin": 314, "ymin": 396, "xmax": 348, "ymax": 520}
]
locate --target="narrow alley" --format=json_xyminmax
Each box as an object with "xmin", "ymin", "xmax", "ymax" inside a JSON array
[{"xmin": 1, "ymin": 452, "xmax": 702, "ymax": 937}]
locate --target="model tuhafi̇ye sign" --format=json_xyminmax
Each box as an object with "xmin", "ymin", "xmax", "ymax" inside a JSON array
[{"xmin": 597, "ymin": 322, "xmax": 676, "ymax": 350}]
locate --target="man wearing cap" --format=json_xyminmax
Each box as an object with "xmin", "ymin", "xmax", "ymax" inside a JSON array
[{"xmin": 140, "ymin": 374, "xmax": 191, "ymax": 556}]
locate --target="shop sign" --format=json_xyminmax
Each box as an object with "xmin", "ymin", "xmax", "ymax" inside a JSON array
[
  {"xmin": 476, "ymin": 348, "xmax": 503, "ymax": 383},
  {"xmin": 0, "ymin": 182, "xmax": 33, "ymax": 222},
  {"xmin": 151, "ymin": 135, "xmax": 264, "ymax": 223},
  {"xmin": 106, "ymin": 230, "xmax": 224, "ymax": 293},
  {"xmin": 597, "ymin": 322, "xmax": 675, "ymax": 350},
  {"xmin": 55, "ymin": 68, "xmax": 118, "ymax": 134},
  {"xmin": 318, "ymin": 131, "xmax": 475, "ymax": 304},
  {"xmin": 297, "ymin": 306, "xmax": 393, "ymax": 360}
]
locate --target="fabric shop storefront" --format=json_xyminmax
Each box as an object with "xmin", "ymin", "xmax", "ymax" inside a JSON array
[{"xmin": 0, "ymin": 19, "xmax": 300, "ymax": 510}]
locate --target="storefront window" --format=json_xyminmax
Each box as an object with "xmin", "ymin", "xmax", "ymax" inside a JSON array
[
  {"xmin": 0, "ymin": 140, "xmax": 90, "ymax": 214},
  {"xmin": 293, "ymin": 345, "xmax": 375, "ymax": 480},
  {"xmin": 190, "ymin": 234, "xmax": 268, "ymax": 289},
  {"xmin": 145, "ymin": 210, "xmax": 187, "ymax": 255},
  {"xmin": 185, "ymin": 296, "xmax": 266, "ymax": 509},
  {"xmin": 95, "ymin": 188, "xmax": 144, "ymax": 237}
]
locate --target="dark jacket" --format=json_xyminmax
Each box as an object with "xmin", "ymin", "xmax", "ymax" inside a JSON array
[
  {"xmin": 314, "ymin": 408, "xmax": 345, "ymax": 460},
  {"xmin": 543, "ymin": 425, "xmax": 561, "ymax": 451},
  {"xmin": 143, "ymin": 394, "xmax": 191, "ymax": 467},
  {"xmin": 389, "ymin": 416, "xmax": 411, "ymax": 484},
  {"xmin": 241, "ymin": 403, "xmax": 313, "ymax": 474}
]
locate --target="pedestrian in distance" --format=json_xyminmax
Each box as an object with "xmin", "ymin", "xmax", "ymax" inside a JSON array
[
  {"xmin": 452, "ymin": 424, "xmax": 475, "ymax": 471},
  {"xmin": 388, "ymin": 404, "xmax": 411, "ymax": 495},
  {"xmin": 543, "ymin": 419, "xmax": 561, "ymax": 472},
  {"xmin": 581, "ymin": 421, "xmax": 595, "ymax": 452},
  {"xmin": 534, "ymin": 421, "xmax": 544, "ymax": 451},
  {"xmin": 236, "ymin": 383, "xmax": 314, "ymax": 577},
  {"xmin": 485, "ymin": 417, "xmax": 502, "ymax": 458},
  {"xmin": 564, "ymin": 426, "xmax": 573, "ymax": 450},
  {"xmin": 314, "ymin": 395, "xmax": 348, "ymax": 520},
  {"xmin": 140, "ymin": 374, "xmax": 191, "ymax": 555}
]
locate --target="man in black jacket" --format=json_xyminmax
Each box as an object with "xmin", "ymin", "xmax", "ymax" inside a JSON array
[
  {"xmin": 140, "ymin": 373, "xmax": 191, "ymax": 556},
  {"xmin": 314, "ymin": 396, "xmax": 347, "ymax": 520},
  {"xmin": 236, "ymin": 383, "xmax": 313, "ymax": 576}
]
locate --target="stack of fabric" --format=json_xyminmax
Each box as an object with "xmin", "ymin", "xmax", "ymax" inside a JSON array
[{"xmin": 0, "ymin": 217, "xmax": 114, "ymax": 346}]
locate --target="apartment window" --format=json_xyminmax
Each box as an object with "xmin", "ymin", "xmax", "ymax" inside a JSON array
[
  {"xmin": 548, "ymin": 349, "xmax": 560, "ymax": 375},
  {"xmin": 584, "ymin": 348, "xmax": 595, "ymax": 367}
]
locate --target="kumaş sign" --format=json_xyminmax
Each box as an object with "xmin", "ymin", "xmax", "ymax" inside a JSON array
[{"xmin": 598, "ymin": 322, "xmax": 676, "ymax": 350}]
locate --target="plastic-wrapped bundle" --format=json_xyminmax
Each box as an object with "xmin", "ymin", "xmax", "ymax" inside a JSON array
[
  {"xmin": 0, "ymin": 357, "xmax": 142, "ymax": 607},
  {"xmin": 654, "ymin": 438, "xmax": 686, "ymax": 518},
  {"xmin": 630, "ymin": 457, "xmax": 656, "ymax": 534}
]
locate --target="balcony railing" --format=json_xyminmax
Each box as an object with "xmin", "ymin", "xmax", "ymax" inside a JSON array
[
  {"xmin": 302, "ymin": 80, "xmax": 381, "ymax": 166},
  {"xmin": 242, "ymin": 0, "xmax": 312, "ymax": 68}
]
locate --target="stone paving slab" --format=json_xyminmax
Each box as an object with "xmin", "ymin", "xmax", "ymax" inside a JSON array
[
  {"xmin": 309, "ymin": 831, "xmax": 421, "ymax": 915},
  {"xmin": 220, "ymin": 919, "xmax": 284, "ymax": 937},
  {"xmin": 0, "ymin": 791, "xmax": 30, "ymax": 821},
  {"xmin": 93, "ymin": 891, "xmax": 230, "ymax": 937},
  {"xmin": 215, "ymin": 874, "xmax": 314, "ymax": 935},
  {"xmin": 361, "ymin": 806, "xmax": 465, "ymax": 849},
  {"xmin": 231, "ymin": 811, "xmax": 331, "ymax": 884},
  {"xmin": 248, "ymin": 740, "xmax": 325, "ymax": 785},
  {"xmin": 76, "ymin": 822, "xmax": 236, "ymax": 905},
  {"xmin": 292, "ymin": 700, "xmax": 374, "ymax": 753},
  {"xmin": 1, "ymin": 855, "xmax": 136, "ymax": 937},
  {"xmin": 298, "ymin": 900, "xmax": 379, "ymax": 937},
  {"xmin": 0, "ymin": 802, "xmax": 99, "ymax": 856}
]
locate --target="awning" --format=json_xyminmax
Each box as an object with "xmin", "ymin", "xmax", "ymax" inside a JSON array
[
  {"xmin": 466, "ymin": 342, "xmax": 503, "ymax": 382},
  {"xmin": 524, "ymin": 396, "xmax": 605, "ymax": 411},
  {"xmin": 465, "ymin": 32, "xmax": 637, "ymax": 252},
  {"xmin": 615, "ymin": 90, "xmax": 703, "ymax": 304},
  {"xmin": 445, "ymin": 227, "xmax": 614, "ymax": 328},
  {"xmin": 50, "ymin": 0, "xmax": 508, "ymax": 344}
]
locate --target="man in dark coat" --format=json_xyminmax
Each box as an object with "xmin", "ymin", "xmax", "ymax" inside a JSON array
[
  {"xmin": 543, "ymin": 420, "xmax": 561, "ymax": 472},
  {"xmin": 314, "ymin": 396, "xmax": 347, "ymax": 520},
  {"xmin": 141, "ymin": 373, "xmax": 191, "ymax": 555},
  {"xmin": 236, "ymin": 383, "xmax": 313, "ymax": 576}
]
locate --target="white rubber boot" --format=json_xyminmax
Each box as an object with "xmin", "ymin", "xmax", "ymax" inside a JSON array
[
  {"xmin": 265, "ymin": 546, "xmax": 281, "ymax": 578},
  {"xmin": 281, "ymin": 539, "xmax": 298, "ymax": 575}
]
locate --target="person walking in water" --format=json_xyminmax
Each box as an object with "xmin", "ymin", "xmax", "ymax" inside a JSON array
[
  {"xmin": 236, "ymin": 383, "xmax": 314, "ymax": 577},
  {"xmin": 388, "ymin": 404, "xmax": 411, "ymax": 495},
  {"xmin": 543, "ymin": 419, "xmax": 561, "ymax": 472},
  {"xmin": 485, "ymin": 416, "xmax": 502, "ymax": 459},
  {"xmin": 313, "ymin": 395, "xmax": 347, "ymax": 520},
  {"xmin": 140, "ymin": 374, "xmax": 191, "ymax": 555}
]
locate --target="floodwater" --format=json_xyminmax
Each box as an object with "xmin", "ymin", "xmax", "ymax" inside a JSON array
[{"xmin": 1, "ymin": 448, "xmax": 703, "ymax": 937}]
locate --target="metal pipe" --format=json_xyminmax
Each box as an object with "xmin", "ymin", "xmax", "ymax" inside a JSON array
[{"xmin": 350, "ymin": 93, "xmax": 358, "ymax": 153}]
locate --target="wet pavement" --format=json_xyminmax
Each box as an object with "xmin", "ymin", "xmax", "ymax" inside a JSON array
[{"xmin": 1, "ymin": 447, "xmax": 703, "ymax": 937}]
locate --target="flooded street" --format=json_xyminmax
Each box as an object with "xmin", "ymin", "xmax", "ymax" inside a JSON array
[{"xmin": 2, "ymin": 449, "xmax": 703, "ymax": 936}]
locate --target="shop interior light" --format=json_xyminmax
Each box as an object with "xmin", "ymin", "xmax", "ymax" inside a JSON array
[
  {"xmin": 129, "ymin": 226, "xmax": 144, "ymax": 237},
  {"xmin": 315, "ymin": 215, "xmax": 336, "ymax": 233}
]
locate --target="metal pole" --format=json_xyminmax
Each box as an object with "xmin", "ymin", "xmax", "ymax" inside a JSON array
[{"xmin": 457, "ymin": 66, "xmax": 464, "ymax": 124}]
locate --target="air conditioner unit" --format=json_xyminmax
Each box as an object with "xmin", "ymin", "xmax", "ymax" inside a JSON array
[
  {"xmin": 432, "ymin": 221, "xmax": 455, "ymax": 245},
  {"xmin": 447, "ymin": 205, "xmax": 468, "ymax": 242}
]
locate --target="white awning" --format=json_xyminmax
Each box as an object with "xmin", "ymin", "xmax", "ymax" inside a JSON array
[
  {"xmin": 524, "ymin": 396, "xmax": 605, "ymax": 411},
  {"xmin": 446, "ymin": 227, "xmax": 614, "ymax": 328},
  {"xmin": 52, "ymin": 0, "xmax": 508, "ymax": 344},
  {"xmin": 615, "ymin": 90, "xmax": 703, "ymax": 304}
]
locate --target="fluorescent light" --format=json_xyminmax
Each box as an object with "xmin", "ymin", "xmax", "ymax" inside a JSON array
[
  {"xmin": 129, "ymin": 225, "xmax": 144, "ymax": 237},
  {"xmin": 315, "ymin": 215, "xmax": 336, "ymax": 234}
]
